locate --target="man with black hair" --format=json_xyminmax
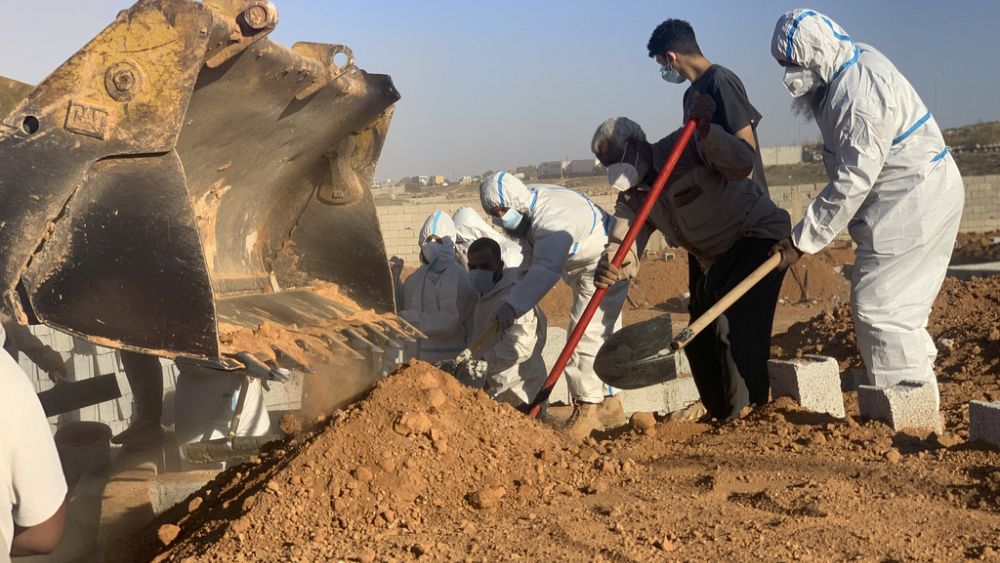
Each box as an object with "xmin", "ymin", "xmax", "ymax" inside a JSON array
[
  {"xmin": 646, "ymin": 18, "xmax": 767, "ymax": 192},
  {"xmin": 464, "ymin": 237, "xmax": 547, "ymax": 409}
]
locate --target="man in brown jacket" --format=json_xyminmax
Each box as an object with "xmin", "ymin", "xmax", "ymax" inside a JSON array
[{"xmin": 593, "ymin": 95, "xmax": 790, "ymax": 421}]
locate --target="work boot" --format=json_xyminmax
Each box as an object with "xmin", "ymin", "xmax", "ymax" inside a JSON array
[
  {"xmin": 563, "ymin": 402, "xmax": 603, "ymax": 442},
  {"xmin": 670, "ymin": 401, "xmax": 708, "ymax": 422},
  {"xmin": 597, "ymin": 395, "xmax": 626, "ymax": 429},
  {"xmin": 112, "ymin": 420, "xmax": 164, "ymax": 452}
]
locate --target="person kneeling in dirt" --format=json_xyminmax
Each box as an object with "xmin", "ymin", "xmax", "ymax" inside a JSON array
[
  {"xmin": 459, "ymin": 238, "xmax": 546, "ymax": 409},
  {"xmin": 400, "ymin": 211, "xmax": 478, "ymax": 363},
  {"xmin": 592, "ymin": 94, "xmax": 791, "ymax": 421}
]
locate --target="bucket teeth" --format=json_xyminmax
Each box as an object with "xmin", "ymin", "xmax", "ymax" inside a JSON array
[
  {"xmin": 320, "ymin": 334, "xmax": 365, "ymax": 361},
  {"xmin": 342, "ymin": 328, "xmax": 383, "ymax": 355},
  {"xmin": 379, "ymin": 321, "xmax": 415, "ymax": 344},
  {"xmin": 361, "ymin": 322, "xmax": 393, "ymax": 346},
  {"xmin": 391, "ymin": 316, "xmax": 426, "ymax": 340}
]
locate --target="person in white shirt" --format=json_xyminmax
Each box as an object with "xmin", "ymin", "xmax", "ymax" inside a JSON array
[
  {"xmin": 0, "ymin": 325, "xmax": 67, "ymax": 558},
  {"xmin": 463, "ymin": 238, "xmax": 546, "ymax": 408}
]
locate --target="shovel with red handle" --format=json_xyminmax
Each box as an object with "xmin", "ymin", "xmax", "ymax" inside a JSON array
[{"xmin": 525, "ymin": 118, "xmax": 700, "ymax": 418}]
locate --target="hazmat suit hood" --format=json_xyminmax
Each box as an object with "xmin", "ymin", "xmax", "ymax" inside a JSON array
[
  {"xmin": 771, "ymin": 9, "xmax": 859, "ymax": 84},
  {"xmin": 453, "ymin": 207, "xmax": 501, "ymax": 245},
  {"xmin": 418, "ymin": 210, "xmax": 458, "ymax": 270},
  {"xmin": 480, "ymin": 172, "xmax": 533, "ymax": 215}
]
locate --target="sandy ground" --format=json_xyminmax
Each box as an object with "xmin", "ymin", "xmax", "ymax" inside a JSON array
[{"xmin": 133, "ymin": 236, "xmax": 1000, "ymax": 561}]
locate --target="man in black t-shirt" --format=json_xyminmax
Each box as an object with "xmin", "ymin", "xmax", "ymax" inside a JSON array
[
  {"xmin": 642, "ymin": 19, "xmax": 770, "ymax": 421},
  {"xmin": 647, "ymin": 19, "xmax": 768, "ymax": 193}
]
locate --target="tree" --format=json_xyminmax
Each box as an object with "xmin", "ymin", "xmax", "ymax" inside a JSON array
[{"xmin": 515, "ymin": 165, "xmax": 538, "ymax": 180}]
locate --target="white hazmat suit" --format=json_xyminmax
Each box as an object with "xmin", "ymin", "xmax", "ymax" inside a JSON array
[
  {"xmin": 772, "ymin": 10, "xmax": 964, "ymax": 406},
  {"xmin": 452, "ymin": 207, "xmax": 524, "ymax": 269},
  {"xmin": 480, "ymin": 173, "xmax": 627, "ymax": 404},
  {"xmin": 471, "ymin": 267, "xmax": 547, "ymax": 405},
  {"xmin": 400, "ymin": 211, "xmax": 478, "ymax": 363}
]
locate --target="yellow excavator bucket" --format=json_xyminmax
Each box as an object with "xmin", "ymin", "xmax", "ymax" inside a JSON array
[{"xmin": 0, "ymin": 0, "xmax": 416, "ymax": 373}]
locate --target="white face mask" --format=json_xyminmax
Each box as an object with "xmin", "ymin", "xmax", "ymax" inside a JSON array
[
  {"xmin": 468, "ymin": 269, "xmax": 496, "ymax": 294},
  {"xmin": 660, "ymin": 63, "xmax": 684, "ymax": 84},
  {"xmin": 608, "ymin": 163, "xmax": 639, "ymax": 192},
  {"xmin": 783, "ymin": 65, "xmax": 821, "ymax": 97},
  {"xmin": 607, "ymin": 140, "xmax": 641, "ymax": 191}
]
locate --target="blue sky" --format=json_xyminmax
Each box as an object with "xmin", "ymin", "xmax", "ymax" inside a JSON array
[{"xmin": 2, "ymin": 1, "xmax": 997, "ymax": 180}]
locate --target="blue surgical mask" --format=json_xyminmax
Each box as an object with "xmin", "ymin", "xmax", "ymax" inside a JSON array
[
  {"xmin": 468, "ymin": 269, "xmax": 496, "ymax": 294},
  {"xmin": 660, "ymin": 64, "xmax": 684, "ymax": 84},
  {"xmin": 499, "ymin": 208, "xmax": 524, "ymax": 232}
]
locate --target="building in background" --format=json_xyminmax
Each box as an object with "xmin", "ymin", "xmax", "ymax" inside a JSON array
[{"xmin": 537, "ymin": 161, "xmax": 566, "ymax": 179}]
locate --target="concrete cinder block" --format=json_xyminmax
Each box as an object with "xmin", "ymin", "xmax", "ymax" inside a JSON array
[
  {"xmin": 768, "ymin": 355, "xmax": 846, "ymax": 418},
  {"xmin": 857, "ymin": 380, "xmax": 942, "ymax": 433},
  {"xmin": 542, "ymin": 328, "xmax": 698, "ymax": 415},
  {"xmin": 969, "ymin": 401, "xmax": 1000, "ymax": 447}
]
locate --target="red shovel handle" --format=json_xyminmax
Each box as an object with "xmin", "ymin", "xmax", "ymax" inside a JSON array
[{"xmin": 527, "ymin": 119, "xmax": 699, "ymax": 417}]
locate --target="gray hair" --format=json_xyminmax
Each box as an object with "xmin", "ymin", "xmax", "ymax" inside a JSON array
[{"xmin": 591, "ymin": 117, "xmax": 647, "ymax": 156}]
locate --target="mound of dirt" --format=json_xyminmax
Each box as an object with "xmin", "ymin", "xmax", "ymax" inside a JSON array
[
  {"xmin": 952, "ymin": 230, "xmax": 1000, "ymax": 265},
  {"xmin": 772, "ymin": 275, "xmax": 1000, "ymax": 430},
  {"xmin": 143, "ymin": 361, "xmax": 1000, "ymax": 561},
  {"xmin": 540, "ymin": 246, "xmax": 851, "ymax": 328},
  {"xmin": 141, "ymin": 361, "xmax": 622, "ymax": 561}
]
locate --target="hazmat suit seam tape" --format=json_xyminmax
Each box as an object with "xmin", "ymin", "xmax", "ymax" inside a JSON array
[
  {"xmin": 833, "ymin": 45, "xmax": 860, "ymax": 80},
  {"xmin": 892, "ymin": 112, "xmax": 931, "ymax": 146},
  {"xmin": 785, "ymin": 10, "xmax": 818, "ymax": 59},
  {"xmin": 430, "ymin": 210, "xmax": 442, "ymax": 235},
  {"xmin": 930, "ymin": 148, "xmax": 949, "ymax": 163},
  {"xmin": 497, "ymin": 172, "xmax": 507, "ymax": 207}
]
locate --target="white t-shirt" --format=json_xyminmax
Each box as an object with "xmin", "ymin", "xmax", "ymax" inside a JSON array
[{"xmin": 0, "ymin": 345, "xmax": 67, "ymax": 554}]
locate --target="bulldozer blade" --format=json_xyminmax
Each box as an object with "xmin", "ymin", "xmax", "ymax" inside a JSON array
[
  {"xmin": 594, "ymin": 315, "xmax": 681, "ymax": 390},
  {"xmin": 181, "ymin": 434, "xmax": 282, "ymax": 465},
  {"xmin": 0, "ymin": 0, "xmax": 401, "ymax": 364}
]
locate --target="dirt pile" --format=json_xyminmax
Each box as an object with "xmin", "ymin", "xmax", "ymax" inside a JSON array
[
  {"xmin": 141, "ymin": 361, "xmax": 636, "ymax": 561},
  {"xmin": 143, "ymin": 364, "xmax": 1000, "ymax": 561},
  {"xmin": 772, "ymin": 275, "xmax": 1000, "ymax": 431},
  {"xmin": 540, "ymin": 245, "xmax": 851, "ymax": 327},
  {"xmin": 952, "ymin": 230, "xmax": 1000, "ymax": 265}
]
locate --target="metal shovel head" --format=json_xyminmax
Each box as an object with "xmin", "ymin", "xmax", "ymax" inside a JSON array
[
  {"xmin": 181, "ymin": 434, "xmax": 283, "ymax": 465},
  {"xmin": 594, "ymin": 315, "xmax": 680, "ymax": 390}
]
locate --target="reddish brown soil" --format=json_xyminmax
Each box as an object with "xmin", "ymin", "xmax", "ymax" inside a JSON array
[
  {"xmin": 540, "ymin": 244, "xmax": 853, "ymax": 329},
  {"xmin": 141, "ymin": 350, "xmax": 1000, "ymax": 561},
  {"xmin": 952, "ymin": 230, "xmax": 1000, "ymax": 265}
]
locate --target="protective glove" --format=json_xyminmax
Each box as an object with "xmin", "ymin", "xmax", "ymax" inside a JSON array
[
  {"xmin": 454, "ymin": 359, "xmax": 489, "ymax": 387},
  {"xmin": 45, "ymin": 350, "xmax": 68, "ymax": 384},
  {"xmin": 388, "ymin": 256, "xmax": 404, "ymax": 278},
  {"xmin": 688, "ymin": 92, "xmax": 716, "ymax": 138},
  {"xmin": 495, "ymin": 303, "xmax": 517, "ymax": 332},
  {"xmin": 770, "ymin": 238, "xmax": 803, "ymax": 271}
]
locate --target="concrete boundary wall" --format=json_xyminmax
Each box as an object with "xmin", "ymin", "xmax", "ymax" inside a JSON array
[{"xmin": 377, "ymin": 175, "xmax": 1000, "ymax": 266}]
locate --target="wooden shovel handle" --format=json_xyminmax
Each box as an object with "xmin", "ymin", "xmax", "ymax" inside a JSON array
[
  {"xmin": 670, "ymin": 252, "xmax": 782, "ymax": 351},
  {"xmin": 469, "ymin": 319, "xmax": 500, "ymax": 356}
]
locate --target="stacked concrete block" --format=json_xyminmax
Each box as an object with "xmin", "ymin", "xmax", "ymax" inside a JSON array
[
  {"xmin": 857, "ymin": 380, "xmax": 942, "ymax": 433},
  {"xmin": 768, "ymin": 355, "xmax": 846, "ymax": 418},
  {"xmin": 969, "ymin": 401, "xmax": 1000, "ymax": 447}
]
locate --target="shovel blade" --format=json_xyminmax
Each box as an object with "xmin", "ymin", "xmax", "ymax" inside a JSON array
[
  {"xmin": 595, "ymin": 315, "xmax": 680, "ymax": 390},
  {"xmin": 181, "ymin": 434, "xmax": 282, "ymax": 465}
]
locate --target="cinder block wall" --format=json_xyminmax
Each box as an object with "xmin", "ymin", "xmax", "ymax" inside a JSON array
[{"xmin": 378, "ymin": 176, "xmax": 1000, "ymax": 266}]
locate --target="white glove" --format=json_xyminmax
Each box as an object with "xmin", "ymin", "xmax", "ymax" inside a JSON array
[{"xmin": 455, "ymin": 359, "xmax": 489, "ymax": 386}]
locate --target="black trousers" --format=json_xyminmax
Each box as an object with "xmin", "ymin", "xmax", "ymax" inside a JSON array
[{"xmin": 685, "ymin": 237, "xmax": 785, "ymax": 420}]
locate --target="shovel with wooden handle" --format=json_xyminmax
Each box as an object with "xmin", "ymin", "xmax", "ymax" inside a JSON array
[
  {"xmin": 594, "ymin": 252, "xmax": 782, "ymax": 390},
  {"xmin": 435, "ymin": 319, "xmax": 500, "ymax": 377}
]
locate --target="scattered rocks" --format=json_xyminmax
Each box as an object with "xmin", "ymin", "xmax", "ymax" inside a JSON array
[{"xmin": 157, "ymin": 524, "xmax": 181, "ymax": 547}]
